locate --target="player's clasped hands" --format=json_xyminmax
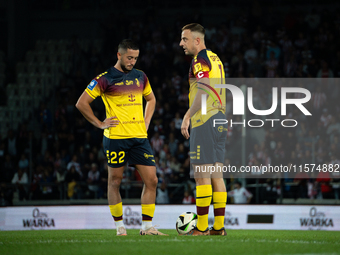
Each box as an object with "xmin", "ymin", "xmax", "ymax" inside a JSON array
[{"xmin": 101, "ymin": 116, "xmax": 119, "ymax": 129}]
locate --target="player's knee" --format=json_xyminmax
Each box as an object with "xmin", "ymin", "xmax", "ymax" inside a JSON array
[
  {"xmin": 153, "ymin": 176, "xmax": 158, "ymax": 187},
  {"xmin": 108, "ymin": 174, "xmax": 123, "ymax": 189},
  {"xmin": 146, "ymin": 176, "xmax": 158, "ymax": 190}
]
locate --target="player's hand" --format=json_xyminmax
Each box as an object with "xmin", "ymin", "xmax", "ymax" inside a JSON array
[
  {"xmin": 145, "ymin": 121, "xmax": 150, "ymax": 131},
  {"xmin": 100, "ymin": 117, "xmax": 119, "ymax": 129},
  {"xmin": 181, "ymin": 117, "xmax": 190, "ymax": 139}
]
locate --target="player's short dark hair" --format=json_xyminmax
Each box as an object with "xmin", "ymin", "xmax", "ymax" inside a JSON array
[
  {"xmin": 118, "ymin": 39, "xmax": 139, "ymax": 52},
  {"xmin": 181, "ymin": 23, "xmax": 205, "ymax": 36}
]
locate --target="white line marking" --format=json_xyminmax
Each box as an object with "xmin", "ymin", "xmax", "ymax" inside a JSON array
[{"xmin": 2, "ymin": 238, "xmax": 340, "ymax": 245}]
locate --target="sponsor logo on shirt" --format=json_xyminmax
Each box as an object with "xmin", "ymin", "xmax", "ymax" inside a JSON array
[
  {"xmin": 194, "ymin": 63, "xmax": 202, "ymax": 73},
  {"xmin": 135, "ymin": 78, "xmax": 140, "ymax": 87},
  {"xmin": 210, "ymin": 55, "xmax": 220, "ymax": 62}
]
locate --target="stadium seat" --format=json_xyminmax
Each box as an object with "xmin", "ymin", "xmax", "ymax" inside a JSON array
[
  {"xmin": 47, "ymin": 52, "xmax": 59, "ymax": 63},
  {"xmin": 47, "ymin": 40, "xmax": 57, "ymax": 52},
  {"xmin": 40, "ymin": 73, "xmax": 52, "ymax": 91},
  {"xmin": 36, "ymin": 50, "xmax": 47, "ymax": 63},
  {"xmin": 19, "ymin": 95, "xmax": 32, "ymax": 118},
  {"xmin": 17, "ymin": 73, "xmax": 28, "ymax": 84},
  {"xmin": 0, "ymin": 106, "xmax": 8, "ymax": 118},
  {"xmin": 18, "ymin": 84, "xmax": 30, "ymax": 96},
  {"xmin": 28, "ymin": 73, "xmax": 39, "ymax": 84},
  {"xmin": 6, "ymin": 83, "xmax": 18, "ymax": 97},
  {"xmin": 18, "ymin": 82, "xmax": 27, "ymax": 92},
  {"xmin": 6, "ymin": 89, "xmax": 15, "ymax": 97},
  {"xmin": 7, "ymin": 94, "xmax": 20, "ymax": 108},
  {"xmin": 50, "ymin": 61, "xmax": 61, "ymax": 73},
  {"xmin": 0, "ymin": 108, "xmax": 9, "ymax": 120},
  {"xmin": 0, "ymin": 120, "xmax": 9, "ymax": 138},
  {"xmin": 38, "ymin": 62, "xmax": 49, "ymax": 73},
  {"xmin": 27, "ymin": 63, "xmax": 38, "ymax": 74},
  {"xmin": 8, "ymin": 106, "xmax": 21, "ymax": 124},
  {"xmin": 50, "ymin": 62, "xmax": 63, "ymax": 83},
  {"xmin": 58, "ymin": 39, "xmax": 69, "ymax": 51},
  {"xmin": 32, "ymin": 89, "xmax": 43, "ymax": 107},
  {"xmin": 11, "ymin": 119, "xmax": 20, "ymax": 130}
]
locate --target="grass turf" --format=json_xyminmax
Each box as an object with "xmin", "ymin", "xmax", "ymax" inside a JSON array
[{"xmin": 0, "ymin": 229, "xmax": 339, "ymax": 255}]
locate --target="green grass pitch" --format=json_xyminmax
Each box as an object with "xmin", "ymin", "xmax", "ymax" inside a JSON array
[{"xmin": 0, "ymin": 229, "xmax": 339, "ymax": 255}]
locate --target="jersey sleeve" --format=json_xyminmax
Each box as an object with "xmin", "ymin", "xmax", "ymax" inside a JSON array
[
  {"xmin": 192, "ymin": 55, "xmax": 211, "ymax": 79},
  {"xmin": 85, "ymin": 76, "xmax": 107, "ymax": 99},
  {"xmin": 142, "ymin": 73, "xmax": 152, "ymax": 97}
]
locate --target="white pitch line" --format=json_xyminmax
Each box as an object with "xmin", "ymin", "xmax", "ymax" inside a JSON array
[{"xmin": 2, "ymin": 238, "xmax": 340, "ymax": 245}]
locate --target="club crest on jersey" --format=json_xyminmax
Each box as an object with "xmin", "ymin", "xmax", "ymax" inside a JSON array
[
  {"xmin": 128, "ymin": 94, "xmax": 135, "ymax": 102},
  {"xmin": 87, "ymin": 80, "xmax": 98, "ymax": 91}
]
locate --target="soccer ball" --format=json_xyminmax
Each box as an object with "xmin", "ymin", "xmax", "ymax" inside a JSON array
[{"xmin": 176, "ymin": 212, "xmax": 197, "ymax": 235}]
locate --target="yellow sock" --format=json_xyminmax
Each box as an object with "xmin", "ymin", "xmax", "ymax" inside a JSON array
[
  {"xmin": 213, "ymin": 192, "xmax": 227, "ymax": 230},
  {"xmin": 141, "ymin": 204, "xmax": 155, "ymax": 221},
  {"xmin": 141, "ymin": 204, "xmax": 155, "ymax": 230},
  {"xmin": 196, "ymin": 185, "xmax": 212, "ymax": 231},
  {"xmin": 109, "ymin": 202, "xmax": 123, "ymax": 222}
]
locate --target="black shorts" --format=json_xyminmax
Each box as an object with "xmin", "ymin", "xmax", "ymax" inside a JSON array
[
  {"xmin": 103, "ymin": 137, "xmax": 156, "ymax": 168},
  {"xmin": 190, "ymin": 111, "xmax": 227, "ymax": 165}
]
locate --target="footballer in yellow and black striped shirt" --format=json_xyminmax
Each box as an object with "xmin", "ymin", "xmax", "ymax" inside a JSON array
[
  {"xmin": 76, "ymin": 39, "xmax": 167, "ymax": 236},
  {"xmin": 180, "ymin": 23, "xmax": 228, "ymax": 236}
]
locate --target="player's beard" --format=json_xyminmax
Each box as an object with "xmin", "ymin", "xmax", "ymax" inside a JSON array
[
  {"xmin": 184, "ymin": 48, "xmax": 194, "ymax": 57},
  {"xmin": 121, "ymin": 63, "xmax": 133, "ymax": 73}
]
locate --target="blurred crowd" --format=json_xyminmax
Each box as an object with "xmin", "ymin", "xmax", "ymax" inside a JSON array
[{"xmin": 1, "ymin": 2, "xmax": 340, "ymax": 205}]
